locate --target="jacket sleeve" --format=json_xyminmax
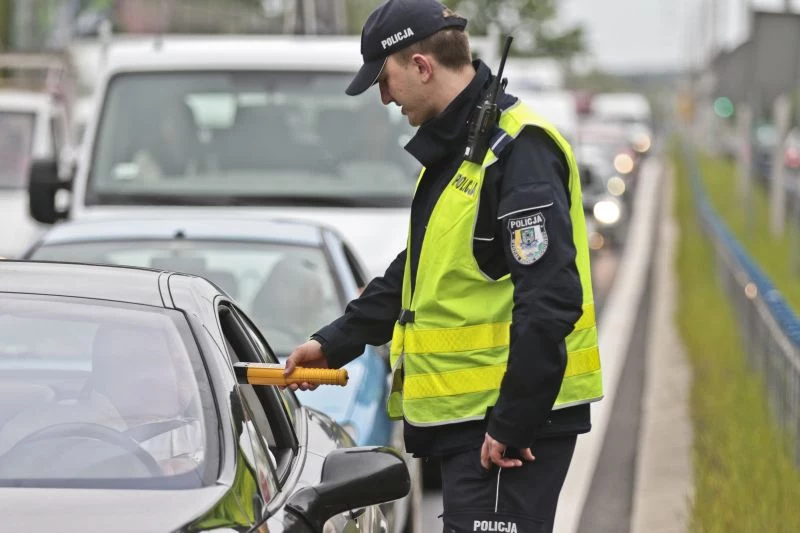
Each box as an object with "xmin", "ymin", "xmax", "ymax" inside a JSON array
[
  {"xmin": 313, "ymin": 249, "xmax": 406, "ymax": 369},
  {"xmin": 486, "ymin": 127, "xmax": 584, "ymax": 448}
]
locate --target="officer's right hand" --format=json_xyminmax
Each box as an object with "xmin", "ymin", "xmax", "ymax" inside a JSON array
[{"xmin": 283, "ymin": 339, "xmax": 329, "ymax": 391}]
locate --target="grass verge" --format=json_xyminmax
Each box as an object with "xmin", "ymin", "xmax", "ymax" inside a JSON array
[
  {"xmin": 696, "ymin": 154, "xmax": 800, "ymax": 311},
  {"xmin": 672, "ymin": 141, "xmax": 800, "ymax": 532}
]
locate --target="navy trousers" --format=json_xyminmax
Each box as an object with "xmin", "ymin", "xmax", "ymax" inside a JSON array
[{"xmin": 439, "ymin": 435, "xmax": 578, "ymax": 533}]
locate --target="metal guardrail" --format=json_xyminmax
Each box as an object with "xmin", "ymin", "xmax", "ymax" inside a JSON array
[{"xmin": 684, "ymin": 145, "xmax": 800, "ymax": 461}]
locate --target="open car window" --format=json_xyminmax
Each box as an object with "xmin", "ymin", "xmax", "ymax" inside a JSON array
[
  {"xmin": 218, "ymin": 304, "xmax": 298, "ymax": 485},
  {"xmin": 231, "ymin": 305, "xmax": 300, "ymax": 427},
  {"xmin": 0, "ymin": 293, "xmax": 218, "ymax": 489}
]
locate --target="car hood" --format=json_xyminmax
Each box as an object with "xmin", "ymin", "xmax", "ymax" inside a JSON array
[
  {"xmin": 0, "ymin": 191, "xmax": 45, "ymax": 258},
  {"xmin": 0, "ymin": 485, "xmax": 230, "ymax": 532},
  {"xmin": 74, "ymin": 206, "xmax": 410, "ymax": 277}
]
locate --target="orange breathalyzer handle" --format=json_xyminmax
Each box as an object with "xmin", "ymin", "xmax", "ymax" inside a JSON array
[{"xmin": 233, "ymin": 362, "xmax": 348, "ymax": 386}]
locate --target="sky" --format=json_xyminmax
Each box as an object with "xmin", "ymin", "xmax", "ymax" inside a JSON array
[{"xmin": 557, "ymin": 0, "xmax": 800, "ymax": 74}]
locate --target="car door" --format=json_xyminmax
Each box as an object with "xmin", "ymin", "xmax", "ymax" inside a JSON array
[{"xmin": 218, "ymin": 302, "xmax": 386, "ymax": 533}]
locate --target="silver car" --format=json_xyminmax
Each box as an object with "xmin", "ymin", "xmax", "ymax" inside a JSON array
[{"xmin": 24, "ymin": 214, "xmax": 422, "ymax": 533}]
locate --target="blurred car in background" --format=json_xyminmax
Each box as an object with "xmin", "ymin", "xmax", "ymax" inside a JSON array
[
  {"xmin": 591, "ymin": 91, "xmax": 653, "ymax": 155},
  {"xmin": 785, "ymin": 128, "xmax": 800, "ymax": 208},
  {"xmin": 503, "ymin": 57, "xmax": 565, "ymax": 93},
  {"xmin": 747, "ymin": 124, "xmax": 800, "ymax": 204},
  {"xmin": 0, "ymin": 88, "xmax": 73, "ymax": 258},
  {"xmin": 576, "ymin": 144, "xmax": 628, "ymax": 251},
  {"xmin": 588, "ymin": 193, "xmax": 627, "ymax": 251},
  {"xmin": 752, "ymin": 122, "xmax": 777, "ymax": 185},
  {"xmin": 514, "ymin": 89, "xmax": 579, "ymax": 143},
  {"xmin": 784, "ymin": 128, "xmax": 800, "ymax": 174},
  {"xmin": 0, "ymin": 260, "xmax": 409, "ymax": 532},
  {"xmin": 576, "ymin": 119, "xmax": 641, "ymax": 190},
  {"xmin": 23, "ymin": 215, "xmax": 422, "ymax": 533}
]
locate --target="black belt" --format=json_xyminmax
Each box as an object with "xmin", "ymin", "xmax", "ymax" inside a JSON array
[{"xmin": 398, "ymin": 309, "xmax": 415, "ymax": 325}]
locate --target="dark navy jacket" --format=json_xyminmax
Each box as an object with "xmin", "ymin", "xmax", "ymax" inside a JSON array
[{"xmin": 314, "ymin": 61, "xmax": 591, "ymax": 456}]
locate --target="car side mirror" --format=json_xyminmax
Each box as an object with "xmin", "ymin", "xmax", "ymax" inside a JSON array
[
  {"xmin": 29, "ymin": 159, "xmax": 71, "ymax": 224},
  {"xmin": 286, "ymin": 446, "xmax": 410, "ymax": 532}
]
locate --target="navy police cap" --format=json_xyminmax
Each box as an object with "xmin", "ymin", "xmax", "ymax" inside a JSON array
[{"xmin": 346, "ymin": 0, "xmax": 468, "ymax": 96}]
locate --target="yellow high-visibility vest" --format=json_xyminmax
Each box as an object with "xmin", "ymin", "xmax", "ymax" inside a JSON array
[{"xmin": 387, "ymin": 100, "xmax": 603, "ymax": 425}]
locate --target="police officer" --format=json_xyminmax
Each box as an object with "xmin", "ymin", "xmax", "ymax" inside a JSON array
[{"xmin": 284, "ymin": 1, "xmax": 603, "ymax": 531}]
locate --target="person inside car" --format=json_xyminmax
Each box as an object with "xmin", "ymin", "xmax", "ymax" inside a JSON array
[{"xmin": 132, "ymin": 98, "xmax": 206, "ymax": 179}]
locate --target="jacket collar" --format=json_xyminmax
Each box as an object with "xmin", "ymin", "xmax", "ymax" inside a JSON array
[{"xmin": 404, "ymin": 60, "xmax": 492, "ymax": 168}]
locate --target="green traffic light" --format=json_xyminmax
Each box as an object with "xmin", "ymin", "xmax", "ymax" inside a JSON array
[{"xmin": 713, "ymin": 97, "xmax": 734, "ymax": 118}]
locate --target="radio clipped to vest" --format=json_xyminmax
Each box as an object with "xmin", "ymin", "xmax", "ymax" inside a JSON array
[{"xmin": 464, "ymin": 36, "xmax": 513, "ymax": 164}]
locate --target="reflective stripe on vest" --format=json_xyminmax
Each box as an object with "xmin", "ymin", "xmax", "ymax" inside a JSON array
[{"xmin": 387, "ymin": 100, "xmax": 603, "ymax": 425}]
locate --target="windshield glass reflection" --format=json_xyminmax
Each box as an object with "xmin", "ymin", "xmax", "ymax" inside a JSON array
[
  {"xmin": 88, "ymin": 71, "xmax": 418, "ymax": 206},
  {"xmin": 0, "ymin": 294, "xmax": 211, "ymax": 487}
]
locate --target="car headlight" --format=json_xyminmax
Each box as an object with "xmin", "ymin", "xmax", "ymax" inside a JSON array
[
  {"xmin": 614, "ymin": 153, "xmax": 635, "ymax": 174},
  {"xmin": 593, "ymin": 199, "xmax": 622, "ymax": 226},
  {"xmin": 633, "ymin": 133, "xmax": 652, "ymax": 153},
  {"xmin": 588, "ymin": 232, "xmax": 605, "ymax": 250},
  {"xmin": 606, "ymin": 176, "xmax": 626, "ymax": 196}
]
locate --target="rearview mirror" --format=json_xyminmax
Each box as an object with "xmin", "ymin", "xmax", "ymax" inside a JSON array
[
  {"xmin": 28, "ymin": 159, "xmax": 71, "ymax": 224},
  {"xmin": 286, "ymin": 446, "xmax": 410, "ymax": 532}
]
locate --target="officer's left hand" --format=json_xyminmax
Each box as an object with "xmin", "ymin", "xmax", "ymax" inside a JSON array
[{"xmin": 480, "ymin": 432, "xmax": 536, "ymax": 470}]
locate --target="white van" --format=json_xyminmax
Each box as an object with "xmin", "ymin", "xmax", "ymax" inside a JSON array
[
  {"xmin": 29, "ymin": 34, "xmax": 498, "ymax": 277},
  {"xmin": 0, "ymin": 89, "xmax": 73, "ymax": 258},
  {"xmin": 513, "ymin": 89, "xmax": 579, "ymax": 142},
  {"xmin": 590, "ymin": 92, "xmax": 653, "ymax": 154}
]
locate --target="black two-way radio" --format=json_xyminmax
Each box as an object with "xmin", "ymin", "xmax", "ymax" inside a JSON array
[{"xmin": 464, "ymin": 36, "xmax": 514, "ymax": 164}]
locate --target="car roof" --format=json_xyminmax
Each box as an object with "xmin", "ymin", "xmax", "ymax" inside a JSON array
[
  {"xmin": 0, "ymin": 260, "xmax": 167, "ymax": 307},
  {"xmin": 102, "ymin": 35, "xmax": 363, "ymax": 73},
  {"xmin": 37, "ymin": 215, "xmax": 326, "ymax": 247}
]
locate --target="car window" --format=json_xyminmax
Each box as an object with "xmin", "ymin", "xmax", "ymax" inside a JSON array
[
  {"xmin": 0, "ymin": 111, "xmax": 35, "ymax": 189},
  {"xmin": 88, "ymin": 71, "xmax": 417, "ymax": 207},
  {"xmin": 32, "ymin": 240, "xmax": 343, "ymax": 357},
  {"xmin": 232, "ymin": 306, "xmax": 300, "ymax": 428},
  {"xmin": 0, "ymin": 293, "xmax": 217, "ymax": 489},
  {"xmin": 218, "ymin": 305, "xmax": 297, "ymax": 483}
]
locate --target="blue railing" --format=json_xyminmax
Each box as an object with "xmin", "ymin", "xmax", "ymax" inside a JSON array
[
  {"xmin": 687, "ymin": 149, "xmax": 800, "ymax": 345},
  {"xmin": 684, "ymin": 144, "xmax": 800, "ymax": 459}
]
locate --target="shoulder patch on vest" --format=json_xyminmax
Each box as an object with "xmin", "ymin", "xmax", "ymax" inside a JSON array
[{"xmin": 508, "ymin": 212, "xmax": 548, "ymax": 265}]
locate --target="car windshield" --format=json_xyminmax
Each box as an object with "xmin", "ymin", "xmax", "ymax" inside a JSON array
[
  {"xmin": 0, "ymin": 294, "xmax": 215, "ymax": 488},
  {"xmin": 31, "ymin": 240, "xmax": 343, "ymax": 356},
  {"xmin": 0, "ymin": 111, "xmax": 35, "ymax": 189},
  {"xmin": 87, "ymin": 71, "xmax": 418, "ymax": 207}
]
